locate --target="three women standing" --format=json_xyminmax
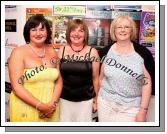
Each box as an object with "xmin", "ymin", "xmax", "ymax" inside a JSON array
[{"xmin": 8, "ymin": 14, "xmax": 154, "ymax": 122}]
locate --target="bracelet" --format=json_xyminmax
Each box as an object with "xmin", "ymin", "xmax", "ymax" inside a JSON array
[
  {"xmin": 140, "ymin": 107, "xmax": 148, "ymax": 111},
  {"xmin": 36, "ymin": 102, "xmax": 41, "ymax": 110}
]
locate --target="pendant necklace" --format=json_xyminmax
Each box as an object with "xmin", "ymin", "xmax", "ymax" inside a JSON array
[
  {"xmin": 70, "ymin": 44, "xmax": 85, "ymax": 54},
  {"xmin": 29, "ymin": 44, "xmax": 46, "ymax": 65}
]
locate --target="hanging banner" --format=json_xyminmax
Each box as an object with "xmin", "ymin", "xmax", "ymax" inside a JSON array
[{"xmin": 53, "ymin": 5, "xmax": 86, "ymax": 16}]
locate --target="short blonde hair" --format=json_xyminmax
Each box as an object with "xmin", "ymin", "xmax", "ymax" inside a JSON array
[
  {"xmin": 110, "ymin": 15, "xmax": 137, "ymax": 41},
  {"xmin": 66, "ymin": 19, "xmax": 89, "ymax": 45}
]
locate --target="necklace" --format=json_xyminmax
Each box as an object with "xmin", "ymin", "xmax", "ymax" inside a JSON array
[
  {"xmin": 29, "ymin": 44, "xmax": 46, "ymax": 58},
  {"xmin": 70, "ymin": 44, "xmax": 85, "ymax": 54}
]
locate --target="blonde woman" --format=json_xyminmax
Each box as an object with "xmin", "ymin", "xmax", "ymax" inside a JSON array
[{"xmin": 98, "ymin": 15, "xmax": 154, "ymax": 122}]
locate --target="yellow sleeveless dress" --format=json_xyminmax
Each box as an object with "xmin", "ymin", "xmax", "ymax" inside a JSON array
[{"xmin": 10, "ymin": 67, "xmax": 60, "ymax": 122}]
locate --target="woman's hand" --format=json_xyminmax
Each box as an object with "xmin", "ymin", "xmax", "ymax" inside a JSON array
[
  {"xmin": 39, "ymin": 110, "xmax": 55, "ymax": 119},
  {"xmin": 92, "ymin": 100, "xmax": 97, "ymax": 113},
  {"xmin": 135, "ymin": 109, "xmax": 147, "ymax": 122},
  {"xmin": 37, "ymin": 102, "xmax": 56, "ymax": 118}
]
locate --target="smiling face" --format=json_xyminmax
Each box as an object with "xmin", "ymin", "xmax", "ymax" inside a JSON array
[
  {"xmin": 70, "ymin": 25, "xmax": 85, "ymax": 45},
  {"xmin": 114, "ymin": 19, "xmax": 132, "ymax": 42},
  {"xmin": 29, "ymin": 23, "xmax": 47, "ymax": 45},
  {"xmin": 66, "ymin": 19, "xmax": 89, "ymax": 46}
]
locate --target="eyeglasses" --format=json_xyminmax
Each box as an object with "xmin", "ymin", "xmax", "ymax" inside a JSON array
[{"xmin": 116, "ymin": 26, "xmax": 132, "ymax": 30}]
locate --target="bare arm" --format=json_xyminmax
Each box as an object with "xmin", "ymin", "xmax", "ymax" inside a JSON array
[
  {"xmin": 42, "ymin": 56, "xmax": 63, "ymax": 118},
  {"xmin": 135, "ymin": 65, "xmax": 152, "ymax": 122},
  {"xmin": 99, "ymin": 63, "xmax": 104, "ymax": 87},
  {"xmin": 140, "ymin": 65, "xmax": 152, "ymax": 110},
  {"xmin": 8, "ymin": 48, "xmax": 53, "ymax": 113},
  {"xmin": 50, "ymin": 63, "xmax": 63, "ymax": 104},
  {"xmin": 91, "ymin": 48, "xmax": 100, "ymax": 103}
]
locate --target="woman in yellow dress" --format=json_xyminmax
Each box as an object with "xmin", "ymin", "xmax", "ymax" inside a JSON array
[{"xmin": 8, "ymin": 14, "xmax": 62, "ymax": 122}]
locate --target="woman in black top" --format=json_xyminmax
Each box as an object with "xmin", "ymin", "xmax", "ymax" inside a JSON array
[{"xmin": 58, "ymin": 19, "xmax": 100, "ymax": 122}]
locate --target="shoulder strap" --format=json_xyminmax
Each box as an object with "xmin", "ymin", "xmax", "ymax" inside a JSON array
[
  {"xmin": 89, "ymin": 47, "xmax": 93, "ymax": 58},
  {"xmin": 62, "ymin": 46, "xmax": 66, "ymax": 59}
]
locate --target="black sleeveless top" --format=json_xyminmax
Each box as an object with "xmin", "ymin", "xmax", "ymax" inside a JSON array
[{"xmin": 60, "ymin": 46, "xmax": 96, "ymax": 102}]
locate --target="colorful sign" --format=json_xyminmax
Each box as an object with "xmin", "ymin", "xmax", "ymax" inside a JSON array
[
  {"xmin": 53, "ymin": 5, "xmax": 86, "ymax": 16},
  {"xmin": 139, "ymin": 11, "xmax": 155, "ymax": 42},
  {"xmin": 139, "ymin": 11, "xmax": 155, "ymax": 58},
  {"xmin": 26, "ymin": 8, "xmax": 52, "ymax": 20}
]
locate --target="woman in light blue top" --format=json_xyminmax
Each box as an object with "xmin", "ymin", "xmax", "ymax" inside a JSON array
[{"xmin": 98, "ymin": 15, "xmax": 152, "ymax": 122}]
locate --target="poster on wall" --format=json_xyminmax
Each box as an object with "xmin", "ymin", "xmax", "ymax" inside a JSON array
[
  {"xmin": 26, "ymin": 8, "xmax": 52, "ymax": 20},
  {"xmin": 53, "ymin": 5, "xmax": 86, "ymax": 47},
  {"xmin": 53, "ymin": 16, "xmax": 71, "ymax": 45},
  {"xmin": 84, "ymin": 18, "xmax": 111, "ymax": 47},
  {"xmin": 139, "ymin": 11, "xmax": 155, "ymax": 58},
  {"xmin": 54, "ymin": 29, "xmax": 67, "ymax": 45},
  {"xmin": 139, "ymin": 11, "xmax": 155, "ymax": 42},
  {"xmin": 85, "ymin": 6, "xmax": 112, "ymax": 48}
]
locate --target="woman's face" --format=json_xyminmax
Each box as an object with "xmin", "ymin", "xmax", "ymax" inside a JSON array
[
  {"xmin": 115, "ymin": 19, "xmax": 132, "ymax": 42},
  {"xmin": 70, "ymin": 25, "xmax": 85, "ymax": 45},
  {"xmin": 30, "ymin": 23, "xmax": 47, "ymax": 45}
]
